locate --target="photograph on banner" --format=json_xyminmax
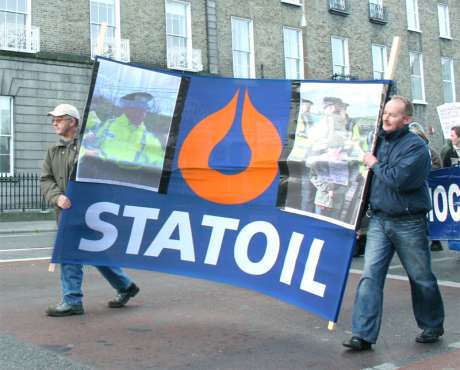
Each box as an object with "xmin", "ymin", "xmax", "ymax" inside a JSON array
[
  {"xmin": 279, "ymin": 82, "xmax": 386, "ymax": 229},
  {"xmin": 77, "ymin": 58, "xmax": 182, "ymax": 191},
  {"xmin": 436, "ymin": 102, "xmax": 460, "ymax": 139}
]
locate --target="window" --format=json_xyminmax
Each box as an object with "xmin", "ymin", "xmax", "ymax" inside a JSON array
[
  {"xmin": 438, "ymin": 3, "xmax": 451, "ymax": 39},
  {"xmin": 441, "ymin": 57, "xmax": 455, "ymax": 103},
  {"xmin": 371, "ymin": 44, "xmax": 387, "ymax": 79},
  {"xmin": 406, "ymin": 0, "xmax": 420, "ymax": 31},
  {"xmin": 90, "ymin": 0, "xmax": 120, "ymax": 57},
  {"xmin": 231, "ymin": 17, "xmax": 255, "ymax": 79},
  {"xmin": 166, "ymin": 0, "xmax": 194, "ymax": 71},
  {"xmin": 409, "ymin": 52, "xmax": 425, "ymax": 103},
  {"xmin": 331, "ymin": 36, "xmax": 349, "ymax": 78},
  {"xmin": 0, "ymin": 96, "xmax": 13, "ymax": 176},
  {"xmin": 283, "ymin": 27, "xmax": 304, "ymax": 80},
  {"xmin": 0, "ymin": 0, "xmax": 32, "ymax": 50}
]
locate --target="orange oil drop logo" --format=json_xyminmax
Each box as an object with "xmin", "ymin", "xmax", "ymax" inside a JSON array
[{"xmin": 178, "ymin": 89, "xmax": 282, "ymax": 204}]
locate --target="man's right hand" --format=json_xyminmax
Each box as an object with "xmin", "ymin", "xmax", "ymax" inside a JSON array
[{"xmin": 56, "ymin": 195, "xmax": 71, "ymax": 209}]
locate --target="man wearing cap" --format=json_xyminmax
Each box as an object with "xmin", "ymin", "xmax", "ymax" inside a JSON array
[
  {"xmin": 81, "ymin": 92, "xmax": 165, "ymax": 178},
  {"xmin": 41, "ymin": 103, "xmax": 140, "ymax": 317}
]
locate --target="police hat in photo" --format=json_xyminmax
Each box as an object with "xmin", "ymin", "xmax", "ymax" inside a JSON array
[
  {"xmin": 301, "ymin": 98, "xmax": 313, "ymax": 104},
  {"xmin": 119, "ymin": 92, "xmax": 153, "ymax": 110},
  {"xmin": 323, "ymin": 96, "xmax": 347, "ymax": 109}
]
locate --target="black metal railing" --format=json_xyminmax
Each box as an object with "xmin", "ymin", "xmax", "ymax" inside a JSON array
[
  {"xmin": 0, "ymin": 173, "xmax": 51, "ymax": 212},
  {"xmin": 368, "ymin": 2, "xmax": 388, "ymax": 24},
  {"xmin": 328, "ymin": 0, "xmax": 350, "ymax": 15}
]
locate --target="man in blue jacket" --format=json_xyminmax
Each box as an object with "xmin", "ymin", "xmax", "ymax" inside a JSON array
[{"xmin": 343, "ymin": 96, "xmax": 445, "ymax": 351}]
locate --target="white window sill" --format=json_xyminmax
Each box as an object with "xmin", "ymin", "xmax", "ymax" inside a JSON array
[
  {"xmin": 280, "ymin": 0, "xmax": 302, "ymax": 6},
  {"xmin": 407, "ymin": 28, "xmax": 422, "ymax": 33},
  {"xmin": 412, "ymin": 100, "xmax": 427, "ymax": 105},
  {"xmin": 440, "ymin": 35, "xmax": 452, "ymax": 40}
]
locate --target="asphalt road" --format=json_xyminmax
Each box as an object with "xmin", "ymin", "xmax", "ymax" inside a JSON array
[{"xmin": 1, "ymin": 231, "xmax": 459, "ymax": 370}]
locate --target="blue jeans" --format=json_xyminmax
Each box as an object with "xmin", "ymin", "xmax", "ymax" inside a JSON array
[
  {"xmin": 352, "ymin": 214, "xmax": 444, "ymax": 343},
  {"xmin": 61, "ymin": 264, "xmax": 133, "ymax": 305}
]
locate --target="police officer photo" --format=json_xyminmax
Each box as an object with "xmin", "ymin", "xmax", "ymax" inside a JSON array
[{"xmin": 78, "ymin": 91, "xmax": 166, "ymax": 190}]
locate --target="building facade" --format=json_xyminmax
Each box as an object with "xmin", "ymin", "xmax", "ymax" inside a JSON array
[{"xmin": 0, "ymin": 0, "xmax": 458, "ymax": 176}]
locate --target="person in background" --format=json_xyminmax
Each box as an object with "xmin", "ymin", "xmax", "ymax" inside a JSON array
[
  {"xmin": 440, "ymin": 126, "xmax": 460, "ymax": 167},
  {"xmin": 409, "ymin": 122, "xmax": 443, "ymax": 251},
  {"xmin": 343, "ymin": 96, "xmax": 444, "ymax": 351},
  {"xmin": 41, "ymin": 103, "xmax": 140, "ymax": 317}
]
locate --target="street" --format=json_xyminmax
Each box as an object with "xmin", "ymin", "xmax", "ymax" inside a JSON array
[{"xmin": 1, "ymin": 229, "xmax": 459, "ymax": 370}]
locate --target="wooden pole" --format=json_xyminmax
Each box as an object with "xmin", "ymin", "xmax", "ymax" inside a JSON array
[
  {"xmin": 385, "ymin": 36, "xmax": 401, "ymax": 80},
  {"xmin": 95, "ymin": 22, "xmax": 108, "ymax": 56}
]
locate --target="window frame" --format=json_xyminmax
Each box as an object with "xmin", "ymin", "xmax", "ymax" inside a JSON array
[
  {"xmin": 283, "ymin": 26, "xmax": 304, "ymax": 80},
  {"xmin": 231, "ymin": 16, "xmax": 255, "ymax": 79},
  {"xmin": 89, "ymin": 0, "xmax": 121, "ymax": 58},
  {"xmin": 0, "ymin": 0, "xmax": 32, "ymax": 50},
  {"xmin": 409, "ymin": 52, "xmax": 426, "ymax": 104},
  {"xmin": 0, "ymin": 96, "xmax": 14, "ymax": 177},
  {"xmin": 371, "ymin": 43, "xmax": 387, "ymax": 80},
  {"xmin": 280, "ymin": 0, "xmax": 302, "ymax": 6},
  {"xmin": 438, "ymin": 3, "xmax": 451, "ymax": 39},
  {"xmin": 165, "ymin": 0, "xmax": 193, "ymax": 71},
  {"xmin": 441, "ymin": 57, "xmax": 456, "ymax": 103},
  {"xmin": 331, "ymin": 35, "xmax": 350, "ymax": 78},
  {"xmin": 406, "ymin": 0, "xmax": 420, "ymax": 32}
]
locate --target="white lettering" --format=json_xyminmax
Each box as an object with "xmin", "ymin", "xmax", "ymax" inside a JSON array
[
  {"xmin": 123, "ymin": 206, "xmax": 160, "ymax": 255},
  {"xmin": 300, "ymin": 238, "xmax": 326, "ymax": 297},
  {"xmin": 144, "ymin": 211, "xmax": 195, "ymax": 262},
  {"xmin": 448, "ymin": 184, "xmax": 460, "ymax": 222},
  {"xmin": 234, "ymin": 221, "xmax": 279, "ymax": 275},
  {"xmin": 78, "ymin": 202, "xmax": 120, "ymax": 252},
  {"xmin": 433, "ymin": 185, "xmax": 448, "ymax": 222},
  {"xmin": 202, "ymin": 215, "xmax": 240, "ymax": 265},
  {"xmin": 280, "ymin": 232, "xmax": 304, "ymax": 285}
]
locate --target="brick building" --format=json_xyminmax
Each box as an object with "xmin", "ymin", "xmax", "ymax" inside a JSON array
[{"xmin": 0, "ymin": 0, "xmax": 457, "ymax": 176}]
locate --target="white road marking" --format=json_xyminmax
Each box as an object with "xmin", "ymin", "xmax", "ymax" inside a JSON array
[
  {"xmin": 0, "ymin": 247, "xmax": 52, "ymax": 252},
  {"xmin": 388, "ymin": 256, "xmax": 455, "ymax": 270},
  {"xmin": 0, "ymin": 257, "xmax": 50, "ymax": 263},
  {"xmin": 0, "ymin": 231, "xmax": 56, "ymax": 238},
  {"xmin": 349, "ymin": 269, "xmax": 460, "ymax": 288}
]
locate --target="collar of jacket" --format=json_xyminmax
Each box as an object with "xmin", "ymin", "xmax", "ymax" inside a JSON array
[
  {"xmin": 378, "ymin": 124, "xmax": 409, "ymax": 141},
  {"xmin": 57, "ymin": 136, "xmax": 79, "ymax": 148}
]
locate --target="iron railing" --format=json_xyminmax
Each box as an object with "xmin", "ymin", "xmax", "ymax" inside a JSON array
[
  {"xmin": 368, "ymin": 2, "xmax": 388, "ymax": 24},
  {"xmin": 0, "ymin": 173, "xmax": 51, "ymax": 212},
  {"xmin": 328, "ymin": 0, "xmax": 350, "ymax": 15},
  {"xmin": 0, "ymin": 25, "xmax": 40, "ymax": 53}
]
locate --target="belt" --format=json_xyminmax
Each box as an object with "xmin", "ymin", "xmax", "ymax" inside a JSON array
[{"xmin": 367, "ymin": 209, "xmax": 427, "ymax": 219}]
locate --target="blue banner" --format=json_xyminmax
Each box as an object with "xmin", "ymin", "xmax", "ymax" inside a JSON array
[
  {"xmin": 52, "ymin": 58, "xmax": 389, "ymax": 321},
  {"xmin": 428, "ymin": 167, "xmax": 460, "ymax": 249}
]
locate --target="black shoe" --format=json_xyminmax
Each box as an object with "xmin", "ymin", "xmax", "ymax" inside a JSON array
[
  {"xmin": 416, "ymin": 328, "xmax": 444, "ymax": 343},
  {"xmin": 108, "ymin": 283, "xmax": 140, "ymax": 308},
  {"xmin": 343, "ymin": 336, "xmax": 372, "ymax": 351},
  {"xmin": 430, "ymin": 241, "xmax": 443, "ymax": 251},
  {"xmin": 46, "ymin": 302, "xmax": 84, "ymax": 317}
]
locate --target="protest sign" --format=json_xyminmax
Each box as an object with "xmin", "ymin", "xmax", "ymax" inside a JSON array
[
  {"xmin": 52, "ymin": 57, "xmax": 388, "ymax": 322},
  {"xmin": 436, "ymin": 103, "xmax": 460, "ymax": 139}
]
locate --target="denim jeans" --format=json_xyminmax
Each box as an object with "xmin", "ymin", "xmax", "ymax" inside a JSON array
[
  {"xmin": 352, "ymin": 214, "xmax": 444, "ymax": 343},
  {"xmin": 61, "ymin": 264, "xmax": 133, "ymax": 305}
]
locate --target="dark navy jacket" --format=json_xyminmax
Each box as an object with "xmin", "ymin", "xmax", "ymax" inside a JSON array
[{"xmin": 368, "ymin": 125, "xmax": 432, "ymax": 216}]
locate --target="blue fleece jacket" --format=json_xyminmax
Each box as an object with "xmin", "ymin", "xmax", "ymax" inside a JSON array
[{"xmin": 369, "ymin": 124, "xmax": 432, "ymax": 216}]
